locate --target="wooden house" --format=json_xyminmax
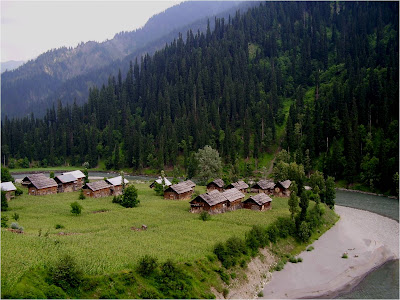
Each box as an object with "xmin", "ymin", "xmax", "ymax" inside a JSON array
[
  {"xmin": 106, "ymin": 176, "xmax": 129, "ymax": 196},
  {"xmin": 182, "ymin": 180, "xmax": 196, "ymax": 189},
  {"xmin": 222, "ymin": 188, "xmax": 245, "ymax": 211},
  {"xmin": 274, "ymin": 180, "xmax": 292, "ymax": 197},
  {"xmin": 83, "ymin": 181, "xmax": 112, "ymax": 198},
  {"xmin": 206, "ymin": 179, "xmax": 225, "ymax": 192},
  {"xmin": 149, "ymin": 176, "xmax": 172, "ymax": 189},
  {"xmin": 164, "ymin": 182, "xmax": 194, "ymax": 200},
  {"xmin": 243, "ymin": 193, "xmax": 272, "ymax": 211},
  {"xmin": 55, "ymin": 174, "xmax": 77, "ymax": 193},
  {"xmin": 251, "ymin": 179, "xmax": 275, "ymax": 194},
  {"xmin": 1, "ymin": 181, "xmax": 17, "ymax": 201},
  {"xmin": 25, "ymin": 175, "xmax": 57, "ymax": 196},
  {"xmin": 62, "ymin": 170, "xmax": 86, "ymax": 189},
  {"xmin": 190, "ymin": 190, "xmax": 229, "ymax": 214},
  {"xmin": 227, "ymin": 180, "xmax": 249, "ymax": 193}
]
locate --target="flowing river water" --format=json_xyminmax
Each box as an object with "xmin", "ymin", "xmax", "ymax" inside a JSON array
[{"xmin": 11, "ymin": 172, "xmax": 399, "ymax": 298}]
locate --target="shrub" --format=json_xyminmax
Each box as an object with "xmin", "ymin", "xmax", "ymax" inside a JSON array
[
  {"xmin": 70, "ymin": 202, "xmax": 82, "ymax": 216},
  {"xmin": 1, "ymin": 215, "xmax": 8, "ymax": 228},
  {"xmin": 257, "ymin": 291, "xmax": 264, "ymax": 297},
  {"xmin": 306, "ymin": 246, "xmax": 314, "ymax": 251},
  {"xmin": 120, "ymin": 185, "xmax": 139, "ymax": 208},
  {"xmin": 274, "ymin": 260, "xmax": 285, "ymax": 271},
  {"xmin": 137, "ymin": 255, "xmax": 158, "ymax": 277},
  {"xmin": 55, "ymin": 224, "xmax": 65, "ymax": 229},
  {"xmin": 1, "ymin": 191, "xmax": 8, "ymax": 211},
  {"xmin": 222, "ymin": 288, "xmax": 229, "ymax": 298},
  {"xmin": 10, "ymin": 222, "xmax": 20, "ymax": 229},
  {"xmin": 51, "ymin": 255, "xmax": 83, "ymax": 291},
  {"xmin": 298, "ymin": 221, "xmax": 311, "ymax": 242},
  {"xmin": 158, "ymin": 260, "xmax": 192, "ymax": 298},
  {"xmin": 78, "ymin": 190, "xmax": 86, "ymax": 200},
  {"xmin": 154, "ymin": 182, "xmax": 164, "ymax": 196},
  {"xmin": 15, "ymin": 187, "xmax": 23, "ymax": 196},
  {"xmin": 289, "ymin": 256, "xmax": 298, "ymax": 263},
  {"xmin": 266, "ymin": 224, "xmax": 279, "ymax": 243},
  {"xmin": 12, "ymin": 212, "xmax": 19, "ymax": 221},
  {"xmin": 297, "ymin": 257, "xmax": 303, "ymax": 262},
  {"xmin": 199, "ymin": 211, "xmax": 211, "ymax": 221},
  {"xmin": 342, "ymin": 253, "xmax": 348, "ymax": 259},
  {"xmin": 112, "ymin": 195, "xmax": 122, "ymax": 204},
  {"xmin": 49, "ymin": 171, "xmax": 54, "ymax": 178}
]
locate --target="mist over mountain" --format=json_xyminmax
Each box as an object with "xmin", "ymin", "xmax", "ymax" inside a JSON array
[{"xmin": 2, "ymin": 1, "xmax": 258, "ymax": 118}]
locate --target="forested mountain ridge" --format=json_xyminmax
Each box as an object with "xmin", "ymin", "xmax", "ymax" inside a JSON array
[
  {"xmin": 1, "ymin": 1, "xmax": 254, "ymax": 119},
  {"xmin": 2, "ymin": 2, "xmax": 398, "ymax": 194}
]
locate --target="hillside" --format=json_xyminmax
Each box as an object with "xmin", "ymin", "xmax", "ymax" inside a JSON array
[
  {"xmin": 1, "ymin": 1, "xmax": 257, "ymax": 118},
  {"xmin": 0, "ymin": 60, "xmax": 25, "ymax": 73},
  {"xmin": 1, "ymin": 1, "xmax": 398, "ymax": 194}
]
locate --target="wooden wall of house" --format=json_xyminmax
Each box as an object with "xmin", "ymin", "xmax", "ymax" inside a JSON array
[
  {"xmin": 4, "ymin": 191, "xmax": 14, "ymax": 201},
  {"xmin": 83, "ymin": 188, "xmax": 111, "ymax": 198},
  {"xmin": 274, "ymin": 187, "xmax": 290, "ymax": 197},
  {"xmin": 58, "ymin": 182, "xmax": 76, "ymax": 193},
  {"xmin": 227, "ymin": 199, "xmax": 243, "ymax": 211},
  {"xmin": 28, "ymin": 186, "xmax": 57, "ymax": 196},
  {"xmin": 76, "ymin": 178, "xmax": 83, "ymax": 190},
  {"xmin": 164, "ymin": 190, "xmax": 193, "ymax": 200},
  {"xmin": 111, "ymin": 185, "xmax": 123, "ymax": 196}
]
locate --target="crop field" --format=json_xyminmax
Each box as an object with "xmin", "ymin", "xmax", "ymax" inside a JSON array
[{"xmin": 1, "ymin": 183, "xmax": 291, "ymax": 290}]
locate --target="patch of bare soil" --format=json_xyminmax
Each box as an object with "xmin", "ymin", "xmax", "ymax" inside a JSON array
[
  {"xmin": 7, "ymin": 228, "xmax": 24, "ymax": 234},
  {"xmin": 56, "ymin": 232, "xmax": 81, "ymax": 236},
  {"xmin": 91, "ymin": 209, "xmax": 109, "ymax": 214},
  {"xmin": 131, "ymin": 225, "xmax": 148, "ymax": 231},
  {"xmin": 227, "ymin": 248, "xmax": 277, "ymax": 299}
]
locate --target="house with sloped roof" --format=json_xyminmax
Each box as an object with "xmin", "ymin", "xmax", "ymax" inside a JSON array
[
  {"xmin": 206, "ymin": 178, "xmax": 225, "ymax": 192},
  {"xmin": 62, "ymin": 170, "xmax": 86, "ymax": 189},
  {"xmin": 164, "ymin": 181, "xmax": 194, "ymax": 200},
  {"xmin": 149, "ymin": 176, "xmax": 172, "ymax": 189},
  {"xmin": 243, "ymin": 193, "xmax": 272, "ymax": 211},
  {"xmin": 222, "ymin": 188, "xmax": 245, "ymax": 211},
  {"xmin": 190, "ymin": 190, "xmax": 229, "ymax": 214},
  {"xmin": 1, "ymin": 181, "xmax": 17, "ymax": 200},
  {"xmin": 24, "ymin": 174, "xmax": 57, "ymax": 196},
  {"xmin": 55, "ymin": 174, "xmax": 77, "ymax": 193},
  {"xmin": 106, "ymin": 176, "xmax": 129, "ymax": 196},
  {"xmin": 251, "ymin": 179, "xmax": 275, "ymax": 194},
  {"xmin": 274, "ymin": 180, "xmax": 292, "ymax": 197},
  {"xmin": 182, "ymin": 180, "xmax": 196, "ymax": 189},
  {"xmin": 83, "ymin": 181, "xmax": 112, "ymax": 198},
  {"xmin": 226, "ymin": 180, "xmax": 249, "ymax": 193}
]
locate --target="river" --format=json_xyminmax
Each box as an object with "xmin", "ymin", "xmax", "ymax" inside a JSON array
[{"xmin": 334, "ymin": 190, "xmax": 399, "ymax": 299}]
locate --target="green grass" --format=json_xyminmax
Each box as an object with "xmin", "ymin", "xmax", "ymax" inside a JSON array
[{"xmin": 1, "ymin": 184, "xmax": 291, "ymax": 291}]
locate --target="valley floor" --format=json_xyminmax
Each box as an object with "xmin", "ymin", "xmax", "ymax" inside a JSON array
[{"xmin": 261, "ymin": 205, "xmax": 399, "ymax": 299}]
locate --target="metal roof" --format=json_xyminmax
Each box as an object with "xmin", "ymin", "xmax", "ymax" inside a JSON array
[
  {"xmin": 1, "ymin": 181, "xmax": 16, "ymax": 192},
  {"xmin": 55, "ymin": 174, "xmax": 77, "ymax": 183},
  {"xmin": 106, "ymin": 176, "xmax": 129, "ymax": 186},
  {"xmin": 62, "ymin": 170, "xmax": 86, "ymax": 179},
  {"xmin": 84, "ymin": 180, "xmax": 111, "ymax": 191},
  {"xmin": 154, "ymin": 177, "xmax": 172, "ymax": 186},
  {"xmin": 245, "ymin": 193, "xmax": 272, "ymax": 206}
]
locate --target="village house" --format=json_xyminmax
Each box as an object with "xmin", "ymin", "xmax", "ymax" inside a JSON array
[
  {"xmin": 222, "ymin": 188, "xmax": 245, "ymax": 211},
  {"xmin": 62, "ymin": 170, "xmax": 86, "ymax": 189},
  {"xmin": 182, "ymin": 180, "xmax": 196, "ymax": 189},
  {"xmin": 226, "ymin": 180, "xmax": 249, "ymax": 193},
  {"xmin": 206, "ymin": 178, "xmax": 225, "ymax": 192},
  {"xmin": 1, "ymin": 182, "xmax": 17, "ymax": 201},
  {"xmin": 82, "ymin": 181, "xmax": 112, "ymax": 198},
  {"xmin": 250, "ymin": 179, "xmax": 275, "ymax": 194},
  {"xmin": 190, "ymin": 190, "xmax": 229, "ymax": 214},
  {"xmin": 22, "ymin": 174, "xmax": 58, "ymax": 196},
  {"xmin": 274, "ymin": 180, "xmax": 292, "ymax": 197},
  {"xmin": 149, "ymin": 176, "xmax": 172, "ymax": 189},
  {"xmin": 164, "ymin": 181, "xmax": 194, "ymax": 200},
  {"xmin": 54, "ymin": 174, "xmax": 77, "ymax": 193},
  {"xmin": 243, "ymin": 193, "xmax": 272, "ymax": 211},
  {"xmin": 106, "ymin": 176, "xmax": 129, "ymax": 196}
]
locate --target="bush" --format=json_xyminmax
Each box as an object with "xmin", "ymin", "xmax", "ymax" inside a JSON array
[
  {"xmin": 70, "ymin": 202, "xmax": 82, "ymax": 216},
  {"xmin": 306, "ymin": 246, "xmax": 314, "ymax": 251},
  {"xmin": 78, "ymin": 189, "xmax": 86, "ymax": 200},
  {"xmin": 112, "ymin": 195, "xmax": 122, "ymax": 204},
  {"xmin": 51, "ymin": 255, "xmax": 83, "ymax": 291},
  {"xmin": 274, "ymin": 260, "xmax": 285, "ymax": 271},
  {"xmin": 222, "ymin": 288, "xmax": 229, "ymax": 298},
  {"xmin": 1, "ymin": 191, "xmax": 8, "ymax": 211},
  {"xmin": 137, "ymin": 255, "xmax": 158, "ymax": 277},
  {"xmin": 199, "ymin": 211, "xmax": 211, "ymax": 221},
  {"xmin": 49, "ymin": 171, "xmax": 54, "ymax": 178},
  {"xmin": 289, "ymin": 256, "xmax": 298, "ymax": 263},
  {"xmin": 10, "ymin": 222, "xmax": 19, "ymax": 229},
  {"xmin": 297, "ymin": 257, "xmax": 303, "ymax": 262},
  {"xmin": 298, "ymin": 221, "xmax": 311, "ymax": 242},
  {"xmin": 158, "ymin": 260, "xmax": 193, "ymax": 298},
  {"xmin": 120, "ymin": 185, "xmax": 139, "ymax": 208},
  {"xmin": 55, "ymin": 224, "xmax": 65, "ymax": 229},
  {"xmin": 266, "ymin": 224, "xmax": 279, "ymax": 243},
  {"xmin": 342, "ymin": 253, "xmax": 348, "ymax": 259},
  {"xmin": 154, "ymin": 182, "xmax": 164, "ymax": 196},
  {"xmin": 1, "ymin": 215, "xmax": 8, "ymax": 228},
  {"xmin": 12, "ymin": 212, "xmax": 19, "ymax": 221},
  {"xmin": 15, "ymin": 187, "xmax": 23, "ymax": 196},
  {"xmin": 257, "ymin": 291, "xmax": 264, "ymax": 297}
]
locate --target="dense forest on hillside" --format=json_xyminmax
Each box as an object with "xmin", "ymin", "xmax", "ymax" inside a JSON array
[{"xmin": 2, "ymin": 2, "xmax": 398, "ymax": 194}]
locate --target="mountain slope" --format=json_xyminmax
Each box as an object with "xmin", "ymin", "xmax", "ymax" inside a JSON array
[
  {"xmin": 1, "ymin": 1, "xmax": 252, "ymax": 118},
  {"xmin": 0, "ymin": 60, "xmax": 25, "ymax": 73}
]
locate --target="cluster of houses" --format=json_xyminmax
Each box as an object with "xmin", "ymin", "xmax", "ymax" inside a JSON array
[{"xmin": 17, "ymin": 170, "xmax": 129, "ymax": 198}]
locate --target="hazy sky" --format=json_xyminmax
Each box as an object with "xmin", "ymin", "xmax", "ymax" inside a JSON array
[{"xmin": 1, "ymin": 0, "xmax": 183, "ymax": 62}]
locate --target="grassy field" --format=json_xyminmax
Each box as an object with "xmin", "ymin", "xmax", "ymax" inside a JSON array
[{"xmin": 1, "ymin": 183, "xmax": 292, "ymax": 292}]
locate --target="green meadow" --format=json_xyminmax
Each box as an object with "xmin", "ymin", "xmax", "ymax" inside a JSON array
[{"xmin": 1, "ymin": 183, "xmax": 291, "ymax": 292}]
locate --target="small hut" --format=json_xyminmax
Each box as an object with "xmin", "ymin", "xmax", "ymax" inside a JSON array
[
  {"xmin": 83, "ymin": 181, "xmax": 112, "ymax": 198},
  {"xmin": 106, "ymin": 176, "xmax": 129, "ymax": 196},
  {"xmin": 222, "ymin": 188, "xmax": 245, "ymax": 211},
  {"xmin": 164, "ymin": 182, "xmax": 194, "ymax": 200},
  {"xmin": 243, "ymin": 193, "xmax": 272, "ymax": 211},
  {"xmin": 25, "ymin": 175, "xmax": 57, "ymax": 196},
  {"xmin": 149, "ymin": 177, "xmax": 172, "ymax": 189},
  {"xmin": 55, "ymin": 174, "xmax": 77, "ymax": 193},
  {"xmin": 62, "ymin": 170, "xmax": 86, "ymax": 189},
  {"xmin": 227, "ymin": 180, "xmax": 249, "ymax": 193},
  {"xmin": 190, "ymin": 190, "xmax": 229, "ymax": 214},
  {"xmin": 274, "ymin": 180, "xmax": 292, "ymax": 197},
  {"xmin": 1, "ymin": 182, "xmax": 17, "ymax": 201},
  {"xmin": 22, "ymin": 173, "xmax": 47, "ymax": 186},
  {"xmin": 182, "ymin": 180, "xmax": 196, "ymax": 189},
  {"xmin": 206, "ymin": 179, "xmax": 225, "ymax": 192},
  {"xmin": 251, "ymin": 179, "xmax": 275, "ymax": 194}
]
